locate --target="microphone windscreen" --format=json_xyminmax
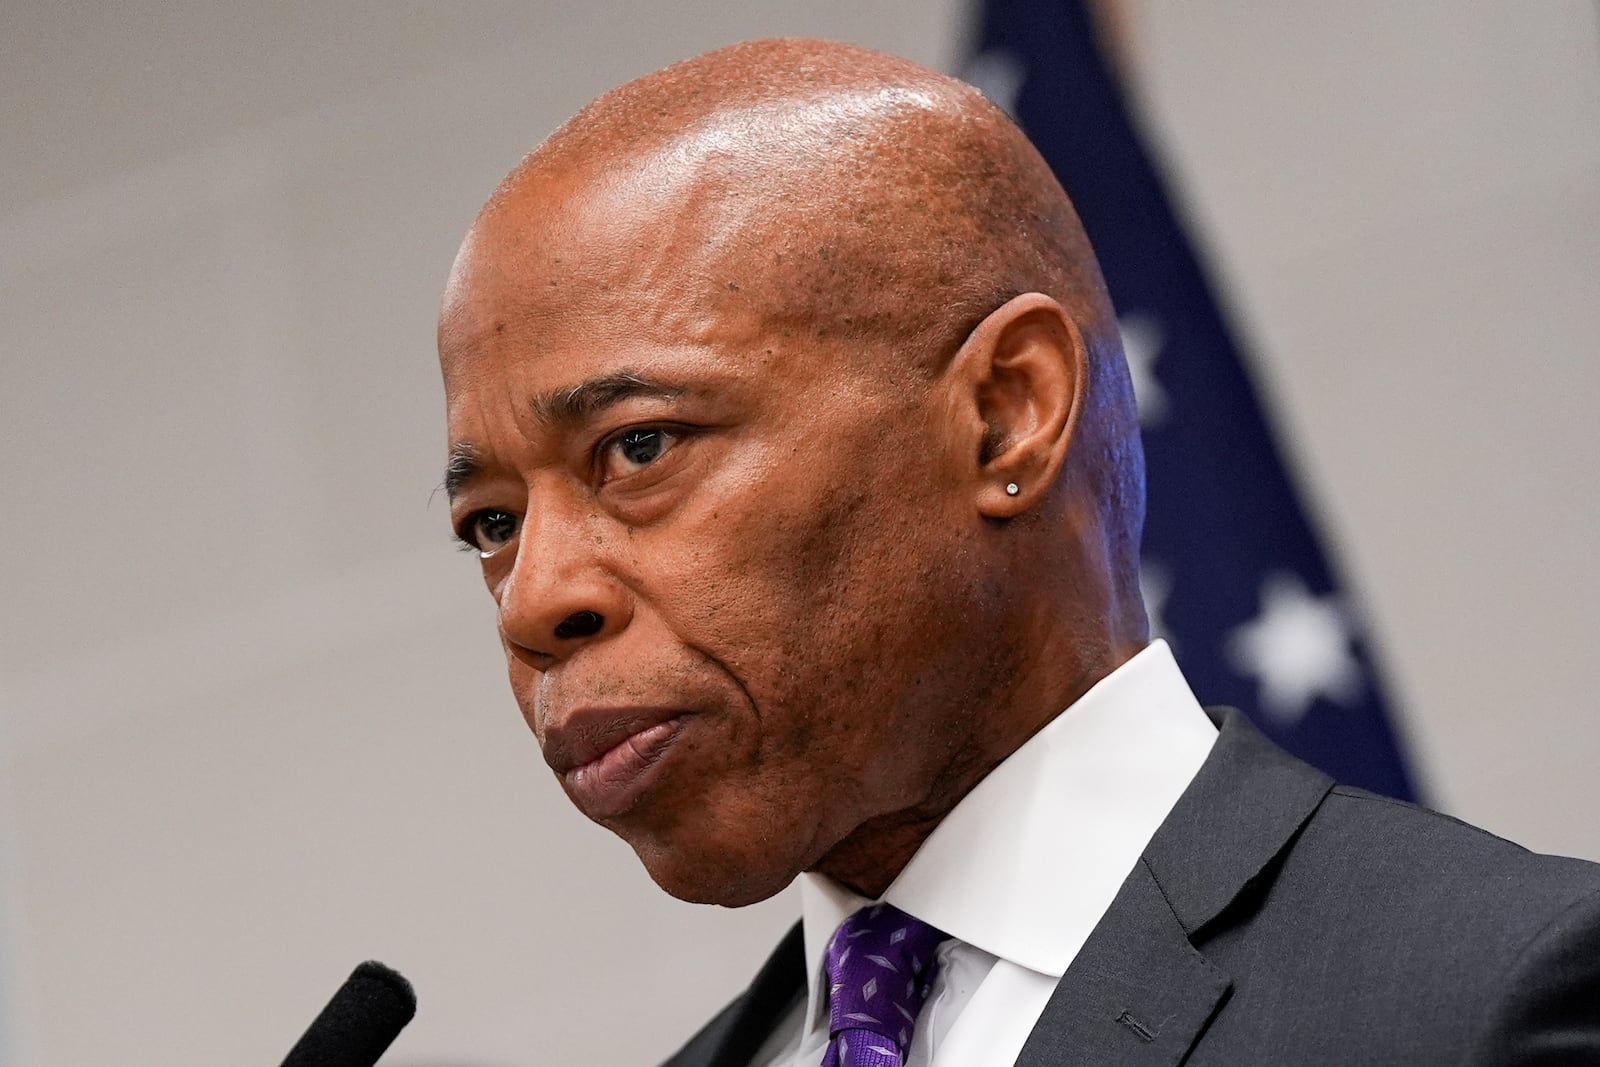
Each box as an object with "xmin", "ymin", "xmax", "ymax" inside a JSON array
[{"xmin": 280, "ymin": 960, "xmax": 417, "ymax": 1067}]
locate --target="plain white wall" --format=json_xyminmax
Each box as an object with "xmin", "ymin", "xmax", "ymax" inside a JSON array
[{"xmin": 1, "ymin": 3, "xmax": 1595, "ymax": 1064}]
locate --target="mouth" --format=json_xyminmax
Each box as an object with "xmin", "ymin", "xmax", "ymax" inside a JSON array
[{"xmin": 543, "ymin": 708, "xmax": 690, "ymax": 821}]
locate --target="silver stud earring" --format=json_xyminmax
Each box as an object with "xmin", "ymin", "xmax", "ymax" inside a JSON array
[{"xmin": 1005, "ymin": 482, "xmax": 1020, "ymax": 496}]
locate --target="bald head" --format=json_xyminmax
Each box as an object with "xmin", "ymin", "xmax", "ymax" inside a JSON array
[
  {"xmin": 440, "ymin": 39, "xmax": 1149, "ymax": 904},
  {"xmin": 500, "ymin": 39, "xmax": 1113, "ymax": 343},
  {"xmin": 456, "ymin": 37, "xmax": 1143, "ymax": 582}
]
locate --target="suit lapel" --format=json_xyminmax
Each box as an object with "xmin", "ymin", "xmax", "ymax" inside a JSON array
[
  {"xmin": 1017, "ymin": 709, "xmax": 1333, "ymax": 1065},
  {"xmin": 1141, "ymin": 708, "xmax": 1334, "ymax": 939},
  {"xmin": 1014, "ymin": 859, "xmax": 1231, "ymax": 1066}
]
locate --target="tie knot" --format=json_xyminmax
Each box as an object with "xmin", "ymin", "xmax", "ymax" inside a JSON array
[{"xmin": 822, "ymin": 904, "xmax": 948, "ymax": 1065}]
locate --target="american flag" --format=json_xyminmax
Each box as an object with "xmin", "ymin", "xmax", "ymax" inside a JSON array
[{"xmin": 965, "ymin": 0, "xmax": 1418, "ymax": 799}]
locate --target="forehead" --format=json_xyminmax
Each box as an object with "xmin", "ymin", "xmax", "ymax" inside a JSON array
[
  {"xmin": 441, "ymin": 160, "xmax": 782, "ymax": 385},
  {"xmin": 439, "ymin": 160, "xmax": 951, "ymax": 435}
]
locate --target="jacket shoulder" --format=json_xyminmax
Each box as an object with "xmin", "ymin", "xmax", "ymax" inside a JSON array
[
  {"xmin": 1191, "ymin": 782, "xmax": 1600, "ymax": 1063},
  {"xmin": 1261, "ymin": 783, "xmax": 1600, "ymax": 971},
  {"xmin": 1313, "ymin": 784, "xmax": 1600, "ymax": 902}
]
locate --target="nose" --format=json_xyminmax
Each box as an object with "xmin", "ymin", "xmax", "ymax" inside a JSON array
[{"xmin": 495, "ymin": 494, "xmax": 631, "ymax": 665}]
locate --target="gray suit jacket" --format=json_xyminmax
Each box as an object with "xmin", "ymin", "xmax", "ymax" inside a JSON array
[{"xmin": 659, "ymin": 709, "xmax": 1600, "ymax": 1065}]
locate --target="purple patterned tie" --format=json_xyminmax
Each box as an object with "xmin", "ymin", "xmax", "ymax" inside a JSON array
[{"xmin": 820, "ymin": 903, "xmax": 948, "ymax": 1067}]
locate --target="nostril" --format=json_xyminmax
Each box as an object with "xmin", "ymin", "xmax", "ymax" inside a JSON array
[{"xmin": 553, "ymin": 610, "xmax": 605, "ymax": 640}]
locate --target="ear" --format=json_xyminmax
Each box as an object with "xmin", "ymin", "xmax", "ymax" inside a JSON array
[{"xmin": 949, "ymin": 293, "xmax": 1087, "ymax": 518}]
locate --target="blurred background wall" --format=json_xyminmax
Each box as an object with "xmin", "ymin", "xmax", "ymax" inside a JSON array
[{"xmin": 1, "ymin": 2, "xmax": 1596, "ymax": 1064}]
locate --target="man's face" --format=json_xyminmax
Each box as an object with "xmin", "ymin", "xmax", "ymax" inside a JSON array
[{"xmin": 438, "ymin": 171, "xmax": 1000, "ymax": 905}]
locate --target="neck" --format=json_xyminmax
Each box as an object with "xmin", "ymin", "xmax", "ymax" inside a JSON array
[{"xmin": 813, "ymin": 625, "xmax": 1145, "ymax": 897}]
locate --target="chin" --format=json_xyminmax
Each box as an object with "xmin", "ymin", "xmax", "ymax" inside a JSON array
[{"xmin": 628, "ymin": 834, "xmax": 801, "ymax": 907}]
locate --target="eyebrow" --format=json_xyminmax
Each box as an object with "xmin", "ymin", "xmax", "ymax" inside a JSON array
[
  {"xmin": 443, "ymin": 371, "xmax": 691, "ymax": 500},
  {"xmin": 529, "ymin": 370, "xmax": 687, "ymax": 426},
  {"xmin": 443, "ymin": 444, "xmax": 483, "ymax": 500}
]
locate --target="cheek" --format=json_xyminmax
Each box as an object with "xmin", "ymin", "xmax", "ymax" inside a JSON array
[
  {"xmin": 659, "ymin": 466, "xmax": 967, "ymax": 782},
  {"xmin": 667, "ymin": 476, "xmax": 879, "ymax": 674},
  {"xmin": 608, "ymin": 441, "xmax": 993, "ymax": 899}
]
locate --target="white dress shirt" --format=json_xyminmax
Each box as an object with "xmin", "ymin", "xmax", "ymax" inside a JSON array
[{"xmin": 751, "ymin": 640, "xmax": 1218, "ymax": 1067}]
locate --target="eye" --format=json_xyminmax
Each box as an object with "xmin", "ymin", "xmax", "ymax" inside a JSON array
[
  {"xmin": 601, "ymin": 426, "xmax": 676, "ymax": 481},
  {"xmin": 462, "ymin": 509, "xmax": 520, "ymax": 555}
]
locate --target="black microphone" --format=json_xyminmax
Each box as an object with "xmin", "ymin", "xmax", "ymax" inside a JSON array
[{"xmin": 280, "ymin": 960, "xmax": 417, "ymax": 1067}]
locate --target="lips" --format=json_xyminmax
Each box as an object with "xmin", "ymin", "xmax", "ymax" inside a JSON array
[{"xmin": 542, "ymin": 707, "xmax": 689, "ymax": 820}]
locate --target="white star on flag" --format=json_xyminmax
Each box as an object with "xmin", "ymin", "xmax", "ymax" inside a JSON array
[
  {"xmin": 1227, "ymin": 572, "xmax": 1363, "ymax": 725},
  {"xmin": 1119, "ymin": 313, "xmax": 1168, "ymax": 427}
]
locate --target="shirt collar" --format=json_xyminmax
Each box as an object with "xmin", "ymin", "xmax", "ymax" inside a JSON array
[{"xmin": 797, "ymin": 639, "xmax": 1217, "ymax": 1008}]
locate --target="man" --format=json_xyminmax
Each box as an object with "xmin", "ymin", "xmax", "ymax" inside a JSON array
[{"xmin": 437, "ymin": 38, "xmax": 1600, "ymax": 1066}]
